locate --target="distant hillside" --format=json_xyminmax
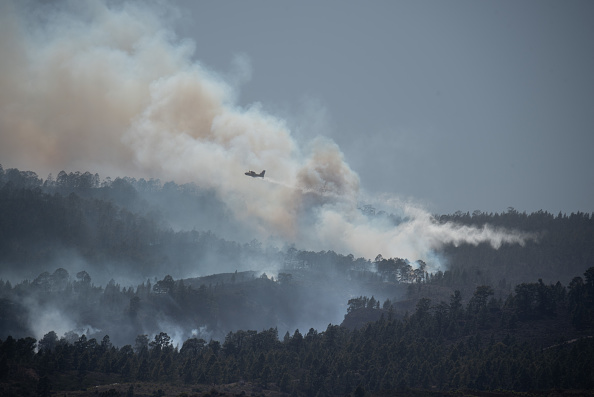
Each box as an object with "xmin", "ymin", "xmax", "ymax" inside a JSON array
[{"xmin": 3, "ymin": 165, "xmax": 593, "ymax": 287}]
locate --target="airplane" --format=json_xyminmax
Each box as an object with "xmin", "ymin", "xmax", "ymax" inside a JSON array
[{"xmin": 244, "ymin": 170, "xmax": 265, "ymax": 178}]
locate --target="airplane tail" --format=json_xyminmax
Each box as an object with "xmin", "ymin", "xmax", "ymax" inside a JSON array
[{"xmin": 260, "ymin": 170, "xmax": 266, "ymax": 178}]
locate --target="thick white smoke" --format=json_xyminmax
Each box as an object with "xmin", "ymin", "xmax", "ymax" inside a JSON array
[
  {"xmin": 313, "ymin": 198, "xmax": 533, "ymax": 271},
  {"xmin": 0, "ymin": 0, "xmax": 533, "ymax": 269}
]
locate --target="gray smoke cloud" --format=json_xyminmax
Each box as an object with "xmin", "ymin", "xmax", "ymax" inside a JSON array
[{"xmin": 0, "ymin": 0, "xmax": 534, "ymax": 270}]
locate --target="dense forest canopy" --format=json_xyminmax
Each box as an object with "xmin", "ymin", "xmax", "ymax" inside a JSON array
[
  {"xmin": 1, "ymin": 267, "xmax": 593, "ymax": 396},
  {"xmin": 1, "ymin": 165, "xmax": 593, "ymax": 395}
]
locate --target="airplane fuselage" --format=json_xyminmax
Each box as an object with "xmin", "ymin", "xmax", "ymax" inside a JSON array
[{"xmin": 244, "ymin": 170, "xmax": 265, "ymax": 178}]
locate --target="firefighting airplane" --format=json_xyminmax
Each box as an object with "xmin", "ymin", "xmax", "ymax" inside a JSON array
[{"xmin": 244, "ymin": 170, "xmax": 265, "ymax": 178}]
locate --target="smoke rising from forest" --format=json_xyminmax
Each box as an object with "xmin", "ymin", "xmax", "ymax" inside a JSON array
[{"xmin": 0, "ymin": 0, "xmax": 533, "ymax": 269}]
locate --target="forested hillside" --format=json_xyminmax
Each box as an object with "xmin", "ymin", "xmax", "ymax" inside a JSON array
[
  {"xmin": 2, "ymin": 165, "xmax": 592, "ymax": 287},
  {"xmin": 1, "ymin": 165, "xmax": 594, "ymax": 395},
  {"xmin": 0, "ymin": 165, "xmax": 254, "ymax": 283}
]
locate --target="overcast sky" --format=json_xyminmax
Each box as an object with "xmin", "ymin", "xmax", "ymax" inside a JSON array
[{"xmin": 172, "ymin": 0, "xmax": 594, "ymax": 215}]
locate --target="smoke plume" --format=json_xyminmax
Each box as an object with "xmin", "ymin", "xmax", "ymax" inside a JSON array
[{"xmin": 0, "ymin": 0, "xmax": 533, "ymax": 269}]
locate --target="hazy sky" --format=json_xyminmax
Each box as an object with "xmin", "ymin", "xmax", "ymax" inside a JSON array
[
  {"xmin": 1, "ymin": 0, "xmax": 592, "ymax": 217},
  {"xmin": 173, "ymin": 0, "xmax": 594, "ymax": 215}
]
